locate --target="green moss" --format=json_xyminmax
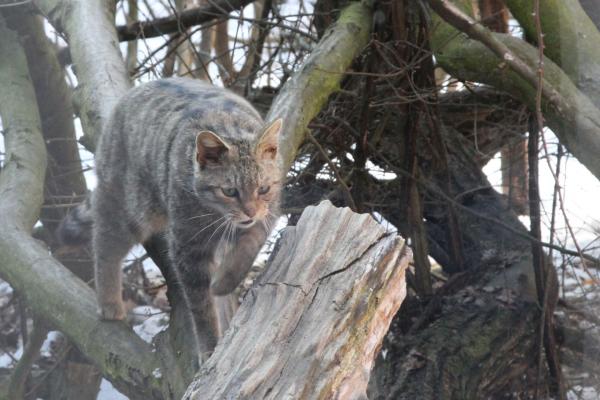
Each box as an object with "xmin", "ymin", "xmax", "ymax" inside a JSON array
[{"xmin": 272, "ymin": 1, "xmax": 372, "ymax": 170}]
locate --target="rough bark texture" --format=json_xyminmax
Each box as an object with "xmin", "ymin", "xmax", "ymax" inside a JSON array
[
  {"xmin": 184, "ymin": 201, "xmax": 411, "ymax": 400},
  {"xmin": 429, "ymin": 0, "xmax": 600, "ymax": 182},
  {"xmin": 0, "ymin": 2, "xmax": 375, "ymax": 398},
  {"xmin": 368, "ymin": 122, "xmax": 546, "ymax": 399},
  {"xmin": 35, "ymin": 0, "xmax": 131, "ymax": 148}
]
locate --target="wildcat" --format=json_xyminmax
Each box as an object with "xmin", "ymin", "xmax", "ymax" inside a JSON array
[{"xmin": 58, "ymin": 78, "xmax": 282, "ymax": 341}]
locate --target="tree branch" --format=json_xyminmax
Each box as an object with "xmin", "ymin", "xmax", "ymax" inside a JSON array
[
  {"xmin": 505, "ymin": 0, "xmax": 600, "ymax": 110},
  {"xmin": 184, "ymin": 202, "xmax": 410, "ymax": 399},
  {"xmin": 427, "ymin": 0, "xmax": 600, "ymax": 182},
  {"xmin": 115, "ymin": 0, "xmax": 254, "ymax": 41},
  {"xmin": 267, "ymin": 1, "xmax": 373, "ymax": 171},
  {"xmin": 34, "ymin": 0, "xmax": 131, "ymax": 148},
  {"xmin": 0, "ymin": 12, "xmax": 185, "ymax": 400}
]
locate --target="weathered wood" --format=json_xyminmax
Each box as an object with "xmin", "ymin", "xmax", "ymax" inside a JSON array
[
  {"xmin": 184, "ymin": 201, "xmax": 411, "ymax": 400},
  {"xmin": 35, "ymin": 0, "xmax": 131, "ymax": 148}
]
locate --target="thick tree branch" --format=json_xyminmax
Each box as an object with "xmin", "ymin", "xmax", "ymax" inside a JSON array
[
  {"xmin": 505, "ymin": 0, "xmax": 600, "ymax": 110},
  {"xmin": 34, "ymin": 0, "xmax": 130, "ymax": 148},
  {"xmin": 428, "ymin": 0, "xmax": 600, "ymax": 182},
  {"xmin": 184, "ymin": 202, "xmax": 410, "ymax": 399},
  {"xmin": 116, "ymin": 0, "xmax": 254, "ymax": 41},
  {"xmin": 0, "ymin": 16, "xmax": 46, "ymax": 232},
  {"xmin": 0, "ymin": 15, "xmax": 185, "ymax": 400},
  {"xmin": 267, "ymin": 1, "xmax": 372, "ymax": 172}
]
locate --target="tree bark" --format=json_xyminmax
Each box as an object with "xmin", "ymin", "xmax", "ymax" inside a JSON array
[
  {"xmin": 0, "ymin": 11, "xmax": 184, "ymax": 400},
  {"xmin": 4, "ymin": 8, "xmax": 102, "ymax": 398},
  {"xmin": 35, "ymin": 0, "xmax": 131, "ymax": 148},
  {"xmin": 428, "ymin": 0, "xmax": 600, "ymax": 182},
  {"xmin": 368, "ymin": 119, "xmax": 552, "ymax": 398},
  {"xmin": 184, "ymin": 201, "xmax": 411, "ymax": 400},
  {"xmin": 0, "ymin": 1, "xmax": 374, "ymax": 398},
  {"xmin": 506, "ymin": 0, "xmax": 600, "ymax": 110},
  {"xmin": 267, "ymin": 1, "xmax": 372, "ymax": 172}
]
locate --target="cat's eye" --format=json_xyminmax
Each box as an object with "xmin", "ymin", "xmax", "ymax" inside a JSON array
[
  {"xmin": 221, "ymin": 187, "xmax": 238, "ymax": 197},
  {"xmin": 258, "ymin": 185, "xmax": 270, "ymax": 195}
]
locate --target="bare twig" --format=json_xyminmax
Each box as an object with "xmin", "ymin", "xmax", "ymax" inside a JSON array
[
  {"xmin": 306, "ymin": 132, "xmax": 357, "ymax": 211},
  {"xmin": 7, "ymin": 319, "xmax": 48, "ymax": 399},
  {"xmin": 116, "ymin": 0, "xmax": 254, "ymax": 41}
]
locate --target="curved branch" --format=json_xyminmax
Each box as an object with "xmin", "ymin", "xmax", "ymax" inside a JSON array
[
  {"xmin": 266, "ymin": 1, "xmax": 373, "ymax": 171},
  {"xmin": 115, "ymin": 0, "xmax": 254, "ymax": 41},
  {"xmin": 428, "ymin": 0, "xmax": 600, "ymax": 182},
  {"xmin": 34, "ymin": 0, "xmax": 131, "ymax": 148},
  {"xmin": 0, "ymin": 14, "xmax": 184, "ymax": 400},
  {"xmin": 504, "ymin": 0, "xmax": 600, "ymax": 110}
]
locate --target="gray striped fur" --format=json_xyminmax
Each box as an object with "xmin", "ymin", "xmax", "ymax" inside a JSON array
[{"xmin": 80, "ymin": 78, "xmax": 282, "ymax": 340}]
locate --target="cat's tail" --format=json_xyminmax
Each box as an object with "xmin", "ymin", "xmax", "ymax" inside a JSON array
[{"xmin": 56, "ymin": 195, "xmax": 93, "ymax": 246}]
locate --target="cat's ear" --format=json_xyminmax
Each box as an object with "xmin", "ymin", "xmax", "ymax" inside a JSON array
[
  {"xmin": 196, "ymin": 131, "xmax": 230, "ymax": 167},
  {"xmin": 256, "ymin": 118, "xmax": 282, "ymax": 161}
]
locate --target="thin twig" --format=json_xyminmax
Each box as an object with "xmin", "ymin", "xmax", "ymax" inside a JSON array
[{"xmin": 306, "ymin": 132, "xmax": 357, "ymax": 211}]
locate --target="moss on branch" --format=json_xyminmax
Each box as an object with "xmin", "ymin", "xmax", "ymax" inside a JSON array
[
  {"xmin": 267, "ymin": 1, "xmax": 373, "ymax": 171},
  {"xmin": 0, "ymin": 15, "xmax": 183, "ymax": 400},
  {"xmin": 505, "ymin": 0, "xmax": 600, "ymax": 110},
  {"xmin": 428, "ymin": 0, "xmax": 600, "ymax": 181}
]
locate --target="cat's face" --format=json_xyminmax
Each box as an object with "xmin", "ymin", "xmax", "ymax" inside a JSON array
[{"xmin": 193, "ymin": 119, "xmax": 282, "ymax": 229}]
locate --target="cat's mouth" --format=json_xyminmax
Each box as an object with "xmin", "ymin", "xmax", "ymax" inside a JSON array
[{"xmin": 235, "ymin": 219, "xmax": 256, "ymax": 228}]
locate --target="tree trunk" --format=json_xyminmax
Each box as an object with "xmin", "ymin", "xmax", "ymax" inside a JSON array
[
  {"xmin": 184, "ymin": 201, "xmax": 411, "ymax": 400},
  {"xmin": 0, "ymin": 2, "xmax": 375, "ymax": 398}
]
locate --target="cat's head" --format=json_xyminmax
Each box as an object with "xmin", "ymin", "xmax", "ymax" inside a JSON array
[{"xmin": 192, "ymin": 119, "xmax": 283, "ymax": 229}]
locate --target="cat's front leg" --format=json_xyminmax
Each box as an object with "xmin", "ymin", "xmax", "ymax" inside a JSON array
[
  {"xmin": 210, "ymin": 224, "xmax": 269, "ymax": 296},
  {"xmin": 168, "ymin": 230, "xmax": 220, "ymax": 354}
]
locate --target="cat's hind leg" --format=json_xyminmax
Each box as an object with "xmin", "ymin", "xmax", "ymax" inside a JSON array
[{"xmin": 92, "ymin": 192, "xmax": 136, "ymax": 320}]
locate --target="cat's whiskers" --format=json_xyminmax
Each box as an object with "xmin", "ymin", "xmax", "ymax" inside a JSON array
[
  {"xmin": 186, "ymin": 213, "xmax": 214, "ymax": 222},
  {"xmin": 184, "ymin": 215, "xmax": 226, "ymax": 246},
  {"xmin": 219, "ymin": 220, "xmax": 231, "ymax": 251},
  {"xmin": 263, "ymin": 211, "xmax": 277, "ymax": 233},
  {"xmin": 261, "ymin": 218, "xmax": 270, "ymax": 234},
  {"xmin": 215, "ymin": 217, "xmax": 234, "ymax": 255},
  {"xmin": 228, "ymin": 220, "xmax": 237, "ymax": 245},
  {"xmin": 207, "ymin": 215, "xmax": 231, "ymax": 244}
]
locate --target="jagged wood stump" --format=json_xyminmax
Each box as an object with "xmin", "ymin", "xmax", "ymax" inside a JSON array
[{"xmin": 183, "ymin": 201, "xmax": 411, "ymax": 399}]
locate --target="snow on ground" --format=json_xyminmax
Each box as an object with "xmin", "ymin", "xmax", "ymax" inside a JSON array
[
  {"xmin": 97, "ymin": 379, "xmax": 128, "ymax": 400},
  {"xmin": 131, "ymin": 306, "xmax": 169, "ymax": 344}
]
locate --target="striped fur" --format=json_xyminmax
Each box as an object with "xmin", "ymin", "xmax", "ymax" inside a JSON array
[{"xmin": 73, "ymin": 78, "xmax": 282, "ymax": 344}]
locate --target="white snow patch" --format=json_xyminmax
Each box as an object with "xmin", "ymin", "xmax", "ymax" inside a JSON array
[
  {"xmin": 97, "ymin": 379, "xmax": 128, "ymax": 400},
  {"xmin": 132, "ymin": 306, "xmax": 168, "ymax": 344}
]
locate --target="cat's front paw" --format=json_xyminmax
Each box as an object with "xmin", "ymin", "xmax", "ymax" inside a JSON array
[{"xmin": 98, "ymin": 300, "xmax": 126, "ymax": 321}]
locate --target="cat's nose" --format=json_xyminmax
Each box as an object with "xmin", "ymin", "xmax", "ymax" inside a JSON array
[{"xmin": 243, "ymin": 205, "xmax": 257, "ymax": 218}]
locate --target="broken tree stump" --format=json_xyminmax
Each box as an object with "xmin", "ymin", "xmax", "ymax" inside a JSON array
[{"xmin": 183, "ymin": 201, "xmax": 411, "ymax": 399}]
